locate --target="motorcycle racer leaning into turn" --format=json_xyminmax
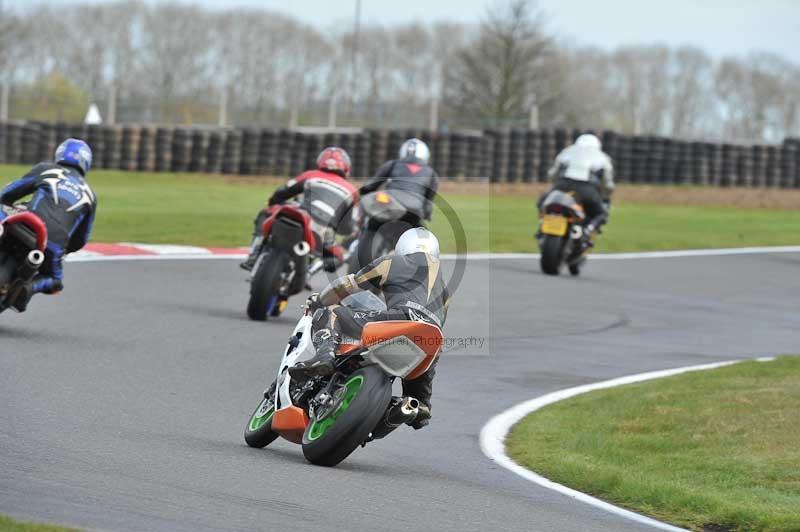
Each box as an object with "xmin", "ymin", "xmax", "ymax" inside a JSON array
[
  {"xmin": 359, "ymin": 138, "xmax": 439, "ymax": 230},
  {"xmin": 540, "ymin": 133, "xmax": 615, "ymax": 244},
  {"xmin": 291, "ymin": 228, "xmax": 449, "ymax": 430},
  {"xmin": 0, "ymin": 138, "xmax": 97, "ymax": 312},
  {"xmin": 240, "ymin": 146, "xmax": 359, "ymax": 273}
]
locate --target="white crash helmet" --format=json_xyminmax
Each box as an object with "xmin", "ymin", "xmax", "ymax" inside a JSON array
[
  {"xmin": 399, "ymin": 138, "xmax": 431, "ymax": 165},
  {"xmin": 575, "ymin": 134, "xmax": 602, "ymax": 150},
  {"xmin": 395, "ymin": 228, "xmax": 440, "ymax": 261}
]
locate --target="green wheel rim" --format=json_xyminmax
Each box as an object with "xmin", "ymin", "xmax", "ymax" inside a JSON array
[
  {"xmin": 248, "ymin": 399, "xmax": 275, "ymax": 432},
  {"xmin": 306, "ymin": 375, "xmax": 365, "ymax": 442}
]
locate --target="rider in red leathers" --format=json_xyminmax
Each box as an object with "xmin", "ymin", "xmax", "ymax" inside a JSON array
[{"xmin": 240, "ymin": 147, "xmax": 359, "ymax": 274}]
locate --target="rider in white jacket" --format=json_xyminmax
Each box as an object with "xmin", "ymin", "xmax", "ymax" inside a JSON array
[{"xmin": 543, "ymin": 133, "xmax": 615, "ymax": 236}]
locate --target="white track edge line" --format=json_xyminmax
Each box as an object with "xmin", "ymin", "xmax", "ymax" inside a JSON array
[
  {"xmin": 67, "ymin": 245, "xmax": 800, "ymax": 263},
  {"xmin": 67, "ymin": 254, "xmax": 245, "ymax": 262},
  {"xmin": 479, "ymin": 357, "xmax": 776, "ymax": 531},
  {"xmin": 448, "ymin": 245, "xmax": 800, "ymax": 260}
]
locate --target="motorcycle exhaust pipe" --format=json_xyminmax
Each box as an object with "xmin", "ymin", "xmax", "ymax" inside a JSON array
[
  {"xmin": 387, "ymin": 397, "xmax": 420, "ymax": 426},
  {"xmin": 0, "ymin": 223, "xmax": 5, "ymax": 241},
  {"xmin": 293, "ymin": 241, "xmax": 311, "ymax": 257},
  {"xmin": 27, "ymin": 249, "xmax": 45, "ymax": 267},
  {"xmin": 366, "ymin": 397, "xmax": 421, "ymax": 442},
  {"xmin": 17, "ymin": 249, "xmax": 45, "ymax": 282}
]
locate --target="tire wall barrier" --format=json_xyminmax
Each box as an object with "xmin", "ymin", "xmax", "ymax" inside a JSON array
[{"xmin": 0, "ymin": 121, "xmax": 798, "ymax": 187}]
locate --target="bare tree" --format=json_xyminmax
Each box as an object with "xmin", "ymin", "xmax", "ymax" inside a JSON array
[
  {"xmin": 714, "ymin": 53, "xmax": 800, "ymax": 141},
  {"xmin": 668, "ymin": 47, "xmax": 714, "ymax": 138},
  {"xmin": 137, "ymin": 3, "xmax": 215, "ymax": 123},
  {"xmin": 443, "ymin": 0, "xmax": 554, "ymax": 127},
  {"xmin": 2, "ymin": 0, "xmax": 798, "ymax": 139}
]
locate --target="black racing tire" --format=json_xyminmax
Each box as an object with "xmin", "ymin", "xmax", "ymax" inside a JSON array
[
  {"xmin": 247, "ymin": 249, "xmax": 288, "ymax": 321},
  {"xmin": 355, "ymin": 229, "xmax": 381, "ymax": 272},
  {"xmin": 0, "ymin": 252, "xmax": 15, "ymax": 288},
  {"xmin": 244, "ymin": 395, "xmax": 279, "ymax": 448},
  {"xmin": 354, "ymin": 225, "xmax": 397, "ymax": 272},
  {"xmin": 0, "ymin": 252, "xmax": 17, "ymax": 311},
  {"xmin": 540, "ymin": 235, "xmax": 565, "ymax": 276},
  {"xmin": 301, "ymin": 365, "xmax": 392, "ymax": 467}
]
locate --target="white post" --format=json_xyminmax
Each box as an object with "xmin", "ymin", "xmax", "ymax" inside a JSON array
[
  {"xmin": 0, "ymin": 83, "xmax": 8, "ymax": 121},
  {"xmin": 107, "ymin": 85, "xmax": 117, "ymax": 125},
  {"xmin": 349, "ymin": 0, "xmax": 362, "ymax": 104},
  {"xmin": 429, "ymin": 98, "xmax": 439, "ymax": 131},
  {"xmin": 328, "ymin": 96, "xmax": 337, "ymax": 128},
  {"xmin": 528, "ymin": 94, "xmax": 539, "ymax": 129},
  {"xmin": 218, "ymin": 88, "xmax": 228, "ymax": 127}
]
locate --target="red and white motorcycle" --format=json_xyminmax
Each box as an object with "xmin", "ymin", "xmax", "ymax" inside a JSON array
[
  {"xmin": 246, "ymin": 203, "xmax": 325, "ymax": 321},
  {"xmin": 0, "ymin": 209, "xmax": 47, "ymax": 314}
]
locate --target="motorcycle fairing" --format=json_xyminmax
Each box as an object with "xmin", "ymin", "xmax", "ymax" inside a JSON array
[
  {"xmin": 361, "ymin": 191, "xmax": 407, "ymax": 223},
  {"xmin": 0, "ymin": 212, "xmax": 48, "ymax": 251},
  {"xmin": 261, "ymin": 204, "xmax": 316, "ymax": 249},
  {"xmin": 541, "ymin": 190, "xmax": 586, "ymax": 221},
  {"xmin": 271, "ymin": 314, "xmax": 316, "ymax": 440},
  {"xmin": 361, "ymin": 320, "xmax": 443, "ymax": 380}
]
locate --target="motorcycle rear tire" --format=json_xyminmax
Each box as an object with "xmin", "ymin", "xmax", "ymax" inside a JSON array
[
  {"xmin": 247, "ymin": 250, "xmax": 288, "ymax": 321},
  {"xmin": 301, "ymin": 365, "xmax": 392, "ymax": 467},
  {"xmin": 0, "ymin": 252, "xmax": 15, "ymax": 287},
  {"xmin": 540, "ymin": 235, "xmax": 564, "ymax": 276},
  {"xmin": 0, "ymin": 252, "xmax": 17, "ymax": 311}
]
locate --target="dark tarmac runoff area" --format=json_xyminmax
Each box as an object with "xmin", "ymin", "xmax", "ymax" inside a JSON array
[{"xmin": 2, "ymin": 252, "xmax": 799, "ymax": 531}]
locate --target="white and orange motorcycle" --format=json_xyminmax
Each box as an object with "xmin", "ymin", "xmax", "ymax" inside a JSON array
[{"xmin": 244, "ymin": 291, "xmax": 443, "ymax": 467}]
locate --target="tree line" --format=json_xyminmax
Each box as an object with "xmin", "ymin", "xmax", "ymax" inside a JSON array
[{"xmin": 0, "ymin": 0, "xmax": 797, "ymax": 143}]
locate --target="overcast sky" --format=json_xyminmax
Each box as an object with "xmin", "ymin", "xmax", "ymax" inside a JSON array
[{"xmin": 12, "ymin": 0, "xmax": 800, "ymax": 62}]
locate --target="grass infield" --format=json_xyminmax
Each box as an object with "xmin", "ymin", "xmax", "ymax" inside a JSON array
[
  {"xmin": 0, "ymin": 515, "xmax": 78, "ymax": 532},
  {"xmin": 506, "ymin": 357, "xmax": 800, "ymax": 532},
  {"xmin": 1, "ymin": 164, "xmax": 799, "ymax": 252}
]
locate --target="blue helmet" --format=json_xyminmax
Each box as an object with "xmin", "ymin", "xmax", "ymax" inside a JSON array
[{"xmin": 54, "ymin": 138, "xmax": 93, "ymax": 176}]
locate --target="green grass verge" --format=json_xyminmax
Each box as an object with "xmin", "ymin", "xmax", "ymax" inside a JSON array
[
  {"xmin": 507, "ymin": 356, "xmax": 800, "ymax": 532},
  {"xmin": 489, "ymin": 197, "xmax": 800, "ymax": 253},
  {"xmin": 0, "ymin": 515, "xmax": 78, "ymax": 532},
  {"xmin": 2, "ymin": 164, "xmax": 799, "ymax": 252}
]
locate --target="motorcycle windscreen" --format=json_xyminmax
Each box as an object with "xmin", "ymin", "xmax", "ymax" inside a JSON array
[{"xmin": 361, "ymin": 320, "xmax": 443, "ymax": 379}]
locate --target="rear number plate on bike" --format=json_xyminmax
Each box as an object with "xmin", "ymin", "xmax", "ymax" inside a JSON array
[{"xmin": 541, "ymin": 215, "xmax": 568, "ymax": 236}]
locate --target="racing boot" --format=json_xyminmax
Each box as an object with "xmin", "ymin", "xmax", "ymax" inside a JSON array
[
  {"xmin": 239, "ymin": 236, "xmax": 263, "ymax": 271},
  {"xmin": 289, "ymin": 328, "xmax": 337, "ymax": 378},
  {"xmin": 402, "ymin": 361, "xmax": 436, "ymax": 429}
]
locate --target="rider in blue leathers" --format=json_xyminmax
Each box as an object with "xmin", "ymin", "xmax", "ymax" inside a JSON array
[{"xmin": 0, "ymin": 138, "xmax": 97, "ymax": 311}]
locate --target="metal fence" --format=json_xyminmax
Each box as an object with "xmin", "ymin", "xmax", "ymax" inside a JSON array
[{"xmin": 1, "ymin": 121, "xmax": 799, "ymax": 187}]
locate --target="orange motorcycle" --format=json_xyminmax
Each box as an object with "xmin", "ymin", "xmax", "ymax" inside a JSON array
[{"xmin": 244, "ymin": 291, "xmax": 443, "ymax": 466}]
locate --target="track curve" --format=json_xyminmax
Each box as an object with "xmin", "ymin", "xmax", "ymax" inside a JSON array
[{"xmin": 1, "ymin": 252, "xmax": 799, "ymax": 532}]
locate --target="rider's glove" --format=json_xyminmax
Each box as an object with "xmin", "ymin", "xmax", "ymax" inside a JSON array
[{"xmin": 306, "ymin": 293, "xmax": 324, "ymax": 312}]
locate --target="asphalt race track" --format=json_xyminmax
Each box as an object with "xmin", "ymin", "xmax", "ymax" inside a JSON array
[{"xmin": 2, "ymin": 253, "xmax": 799, "ymax": 532}]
